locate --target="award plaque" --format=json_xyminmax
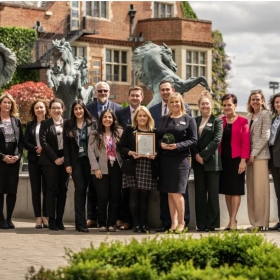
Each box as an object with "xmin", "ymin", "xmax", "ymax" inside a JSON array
[{"xmin": 136, "ymin": 132, "xmax": 155, "ymax": 156}]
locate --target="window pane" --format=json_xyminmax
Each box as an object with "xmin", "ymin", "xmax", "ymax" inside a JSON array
[
  {"xmin": 193, "ymin": 66, "xmax": 199, "ymax": 77},
  {"xmin": 114, "ymin": 65, "xmax": 119, "ymax": 81},
  {"xmin": 114, "ymin": 51, "xmax": 119, "ymax": 63},
  {"xmin": 101, "ymin": 1, "xmax": 106, "ymax": 18},
  {"xmin": 94, "ymin": 70, "xmax": 100, "ymax": 83},
  {"xmin": 106, "ymin": 64, "xmax": 111, "ymax": 80},
  {"xmin": 160, "ymin": 3, "xmax": 165, "ymax": 17},
  {"xmin": 72, "ymin": 1, "xmax": 78, "ymax": 8},
  {"xmin": 186, "ymin": 65, "xmax": 191, "ymax": 79},
  {"xmin": 186, "ymin": 51, "xmax": 191, "ymax": 63},
  {"xmin": 106, "ymin": 50, "xmax": 111, "ymax": 62},
  {"xmin": 200, "ymin": 52, "xmax": 205, "ymax": 64},
  {"xmin": 72, "ymin": 10, "xmax": 79, "ymax": 17},
  {"xmin": 154, "ymin": 3, "xmax": 158, "ymax": 18},
  {"xmin": 93, "ymin": 61, "xmax": 100, "ymax": 67},
  {"xmin": 200, "ymin": 66, "xmax": 206, "ymax": 77},
  {"xmin": 71, "ymin": 47, "xmax": 76, "ymax": 56},
  {"xmin": 121, "ymin": 51, "xmax": 127, "ymax": 63},
  {"xmin": 94, "ymin": 1, "xmax": 99, "ymax": 17},
  {"xmin": 166, "ymin": 5, "xmax": 171, "ymax": 17},
  {"xmin": 86, "ymin": 2, "xmax": 91, "ymax": 16},
  {"xmin": 72, "ymin": 20, "xmax": 79, "ymax": 27},
  {"xmin": 193, "ymin": 52, "xmax": 198, "ymax": 64},
  {"xmin": 121, "ymin": 66, "xmax": 127, "ymax": 82},
  {"xmin": 77, "ymin": 47, "xmax": 84, "ymax": 57}
]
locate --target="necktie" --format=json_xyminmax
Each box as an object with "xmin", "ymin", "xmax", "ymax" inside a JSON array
[{"xmin": 163, "ymin": 104, "xmax": 167, "ymax": 116}]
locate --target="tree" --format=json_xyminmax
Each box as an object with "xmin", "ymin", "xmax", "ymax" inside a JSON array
[{"xmin": 4, "ymin": 81, "xmax": 54, "ymax": 124}]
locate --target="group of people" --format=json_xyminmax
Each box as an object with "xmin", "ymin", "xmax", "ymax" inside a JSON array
[{"xmin": 1, "ymin": 80, "xmax": 280, "ymax": 234}]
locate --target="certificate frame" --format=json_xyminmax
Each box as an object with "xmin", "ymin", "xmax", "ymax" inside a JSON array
[{"xmin": 136, "ymin": 132, "xmax": 155, "ymax": 156}]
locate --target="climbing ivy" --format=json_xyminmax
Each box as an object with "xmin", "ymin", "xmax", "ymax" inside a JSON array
[
  {"xmin": 181, "ymin": 2, "xmax": 198, "ymax": 19},
  {"xmin": 0, "ymin": 27, "xmax": 39, "ymax": 93}
]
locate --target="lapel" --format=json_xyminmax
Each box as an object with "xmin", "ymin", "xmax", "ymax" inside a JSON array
[
  {"xmin": 0, "ymin": 118, "xmax": 4, "ymax": 137},
  {"xmin": 199, "ymin": 115, "xmax": 215, "ymax": 140},
  {"xmin": 160, "ymin": 115, "xmax": 169, "ymax": 133},
  {"xmin": 11, "ymin": 117, "xmax": 19, "ymax": 143},
  {"xmin": 125, "ymin": 107, "xmax": 132, "ymax": 125},
  {"xmin": 31, "ymin": 121, "xmax": 37, "ymax": 140},
  {"xmin": 273, "ymin": 116, "xmax": 280, "ymax": 141},
  {"xmin": 49, "ymin": 118, "xmax": 58, "ymax": 147}
]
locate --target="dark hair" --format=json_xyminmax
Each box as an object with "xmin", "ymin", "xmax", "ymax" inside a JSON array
[
  {"xmin": 269, "ymin": 93, "xmax": 280, "ymax": 115},
  {"xmin": 64, "ymin": 99, "xmax": 96, "ymax": 137},
  {"xmin": 221, "ymin": 93, "xmax": 237, "ymax": 104},
  {"xmin": 49, "ymin": 98, "xmax": 65, "ymax": 109},
  {"xmin": 29, "ymin": 99, "xmax": 50, "ymax": 121},
  {"xmin": 128, "ymin": 86, "xmax": 144, "ymax": 96},
  {"xmin": 159, "ymin": 80, "xmax": 175, "ymax": 89},
  {"xmin": 94, "ymin": 109, "xmax": 122, "ymax": 149}
]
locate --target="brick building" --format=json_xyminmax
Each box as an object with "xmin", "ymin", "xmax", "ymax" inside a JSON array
[{"xmin": 0, "ymin": 1, "xmax": 213, "ymax": 115}]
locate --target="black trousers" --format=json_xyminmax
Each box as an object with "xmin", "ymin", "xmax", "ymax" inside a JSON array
[
  {"xmin": 193, "ymin": 164, "xmax": 220, "ymax": 229},
  {"xmin": 92, "ymin": 161, "xmax": 122, "ymax": 227},
  {"xmin": 42, "ymin": 164, "xmax": 69, "ymax": 219},
  {"xmin": 28, "ymin": 158, "xmax": 47, "ymax": 217},
  {"xmin": 87, "ymin": 178, "xmax": 98, "ymax": 221},
  {"xmin": 72, "ymin": 156, "xmax": 91, "ymax": 228},
  {"xmin": 270, "ymin": 147, "xmax": 280, "ymax": 222},
  {"xmin": 120, "ymin": 188, "xmax": 132, "ymax": 223}
]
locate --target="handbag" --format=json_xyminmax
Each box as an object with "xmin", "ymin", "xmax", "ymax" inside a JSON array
[{"xmin": 121, "ymin": 157, "xmax": 136, "ymax": 175}]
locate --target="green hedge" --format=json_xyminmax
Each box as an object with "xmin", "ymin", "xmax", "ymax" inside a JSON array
[{"xmin": 26, "ymin": 232, "xmax": 280, "ymax": 279}]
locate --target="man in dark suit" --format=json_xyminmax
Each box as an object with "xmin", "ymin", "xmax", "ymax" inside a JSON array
[
  {"xmin": 149, "ymin": 80, "xmax": 191, "ymax": 232},
  {"xmin": 86, "ymin": 81, "xmax": 122, "ymax": 228},
  {"xmin": 115, "ymin": 86, "xmax": 144, "ymax": 229}
]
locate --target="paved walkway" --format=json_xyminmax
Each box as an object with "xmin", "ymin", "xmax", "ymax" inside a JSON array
[{"xmin": 1, "ymin": 219, "xmax": 280, "ymax": 280}]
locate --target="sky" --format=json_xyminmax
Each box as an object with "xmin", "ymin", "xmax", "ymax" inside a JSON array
[{"xmin": 190, "ymin": 1, "xmax": 280, "ymax": 112}]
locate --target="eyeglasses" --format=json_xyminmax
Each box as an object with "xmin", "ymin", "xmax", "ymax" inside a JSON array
[
  {"xmin": 97, "ymin": 89, "xmax": 109, "ymax": 93},
  {"xmin": 251, "ymin": 90, "xmax": 262, "ymax": 94}
]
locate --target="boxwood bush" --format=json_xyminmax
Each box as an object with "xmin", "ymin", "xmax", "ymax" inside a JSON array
[{"xmin": 25, "ymin": 232, "xmax": 280, "ymax": 280}]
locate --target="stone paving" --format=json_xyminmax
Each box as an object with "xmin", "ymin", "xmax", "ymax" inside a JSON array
[{"xmin": 1, "ymin": 219, "xmax": 280, "ymax": 280}]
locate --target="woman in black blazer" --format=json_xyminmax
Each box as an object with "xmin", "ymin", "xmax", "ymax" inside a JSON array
[
  {"xmin": 39, "ymin": 98, "xmax": 69, "ymax": 231},
  {"xmin": 0, "ymin": 93, "xmax": 24, "ymax": 230},
  {"xmin": 191, "ymin": 92, "xmax": 223, "ymax": 232},
  {"xmin": 63, "ymin": 99, "xmax": 97, "ymax": 232},
  {"xmin": 24, "ymin": 99, "xmax": 50, "ymax": 229}
]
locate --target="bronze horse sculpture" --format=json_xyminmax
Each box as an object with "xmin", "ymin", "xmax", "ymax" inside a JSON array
[
  {"xmin": 132, "ymin": 41, "xmax": 212, "ymax": 107},
  {"xmin": 46, "ymin": 38, "xmax": 81, "ymax": 118}
]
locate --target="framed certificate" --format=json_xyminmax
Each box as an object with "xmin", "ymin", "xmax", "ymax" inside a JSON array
[{"xmin": 136, "ymin": 132, "xmax": 155, "ymax": 156}]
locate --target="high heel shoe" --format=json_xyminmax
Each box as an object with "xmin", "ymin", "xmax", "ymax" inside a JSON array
[
  {"xmin": 0, "ymin": 219, "xmax": 9, "ymax": 230},
  {"xmin": 35, "ymin": 217, "xmax": 42, "ymax": 229},
  {"xmin": 175, "ymin": 224, "xmax": 185, "ymax": 234},
  {"xmin": 49, "ymin": 217, "xmax": 59, "ymax": 231},
  {"xmin": 76, "ymin": 227, "xmax": 89, "ymax": 233},
  {"xmin": 42, "ymin": 217, "xmax": 49, "ymax": 228},
  {"xmin": 6, "ymin": 218, "xmax": 15, "ymax": 229},
  {"xmin": 169, "ymin": 224, "xmax": 177, "ymax": 233},
  {"xmin": 56, "ymin": 218, "xmax": 65, "ymax": 230}
]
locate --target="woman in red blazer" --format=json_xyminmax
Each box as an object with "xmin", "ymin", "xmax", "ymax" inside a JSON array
[{"xmin": 219, "ymin": 94, "xmax": 250, "ymax": 230}]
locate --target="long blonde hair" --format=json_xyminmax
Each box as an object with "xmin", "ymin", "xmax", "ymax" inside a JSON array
[
  {"xmin": 0, "ymin": 93, "xmax": 19, "ymax": 117},
  {"xmin": 132, "ymin": 106, "xmax": 155, "ymax": 131},
  {"xmin": 167, "ymin": 92, "xmax": 186, "ymax": 115}
]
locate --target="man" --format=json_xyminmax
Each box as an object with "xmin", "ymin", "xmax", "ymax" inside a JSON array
[
  {"xmin": 86, "ymin": 81, "xmax": 122, "ymax": 228},
  {"xmin": 115, "ymin": 86, "xmax": 144, "ymax": 230},
  {"xmin": 149, "ymin": 80, "xmax": 191, "ymax": 232}
]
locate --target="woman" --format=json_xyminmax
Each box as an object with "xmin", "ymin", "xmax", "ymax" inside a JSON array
[
  {"xmin": 88, "ymin": 109, "xmax": 122, "ymax": 232},
  {"xmin": 63, "ymin": 100, "xmax": 97, "ymax": 233},
  {"xmin": 118, "ymin": 106, "xmax": 158, "ymax": 233},
  {"xmin": 192, "ymin": 91, "xmax": 223, "ymax": 232},
  {"xmin": 268, "ymin": 93, "xmax": 280, "ymax": 231},
  {"xmin": 219, "ymin": 94, "xmax": 250, "ymax": 230},
  {"xmin": 24, "ymin": 99, "xmax": 49, "ymax": 229},
  {"xmin": 246, "ymin": 90, "xmax": 271, "ymax": 231},
  {"xmin": 39, "ymin": 98, "xmax": 69, "ymax": 231},
  {"xmin": 158, "ymin": 93, "xmax": 197, "ymax": 233},
  {"xmin": 0, "ymin": 93, "xmax": 24, "ymax": 229}
]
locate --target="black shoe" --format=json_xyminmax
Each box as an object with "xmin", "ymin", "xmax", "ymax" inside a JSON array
[
  {"xmin": 196, "ymin": 228, "xmax": 205, "ymax": 232},
  {"xmin": 0, "ymin": 219, "xmax": 9, "ymax": 229},
  {"xmin": 49, "ymin": 218, "xmax": 59, "ymax": 231},
  {"xmin": 141, "ymin": 225, "xmax": 150, "ymax": 233},
  {"xmin": 6, "ymin": 219, "xmax": 15, "ymax": 229},
  {"xmin": 156, "ymin": 225, "xmax": 170, "ymax": 232},
  {"xmin": 133, "ymin": 226, "xmax": 141, "ymax": 233},
  {"xmin": 269, "ymin": 222, "xmax": 280, "ymax": 231},
  {"xmin": 56, "ymin": 219, "xmax": 65, "ymax": 230},
  {"xmin": 35, "ymin": 224, "xmax": 43, "ymax": 229},
  {"xmin": 77, "ymin": 227, "xmax": 89, "ymax": 233},
  {"xmin": 205, "ymin": 228, "xmax": 215, "ymax": 232}
]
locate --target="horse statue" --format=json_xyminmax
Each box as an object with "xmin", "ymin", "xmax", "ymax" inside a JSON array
[
  {"xmin": 74, "ymin": 56, "xmax": 94, "ymax": 105},
  {"xmin": 0, "ymin": 43, "xmax": 17, "ymax": 87},
  {"xmin": 46, "ymin": 38, "xmax": 81, "ymax": 118},
  {"xmin": 132, "ymin": 41, "xmax": 212, "ymax": 107}
]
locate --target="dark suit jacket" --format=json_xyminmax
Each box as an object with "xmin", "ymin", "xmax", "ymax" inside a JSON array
[
  {"xmin": 39, "ymin": 118, "xmax": 65, "ymax": 166},
  {"xmin": 0, "ymin": 116, "xmax": 23, "ymax": 160},
  {"xmin": 63, "ymin": 119, "xmax": 97, "ymax": 169},
  {"xmin": 270, "ymin": 116, "xmax": 280, "ymax": 167},
  {"xmin": 191, "ymin": 115, "xmax": 223, "ymax": 171},
  {"xmin": 149, "ymin": 102, "xmax": 191, "ymax": 129},
  {"xmin": 24, "ymin": 120, "xmax": 41, "ymax": 161},
  {"xmin": 86, "ymin": 100, "xmax": 122, "ymax": 120},
  {"xmin": 115, "ymin": 106, "xmax": 131, "ymax": 128}
]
